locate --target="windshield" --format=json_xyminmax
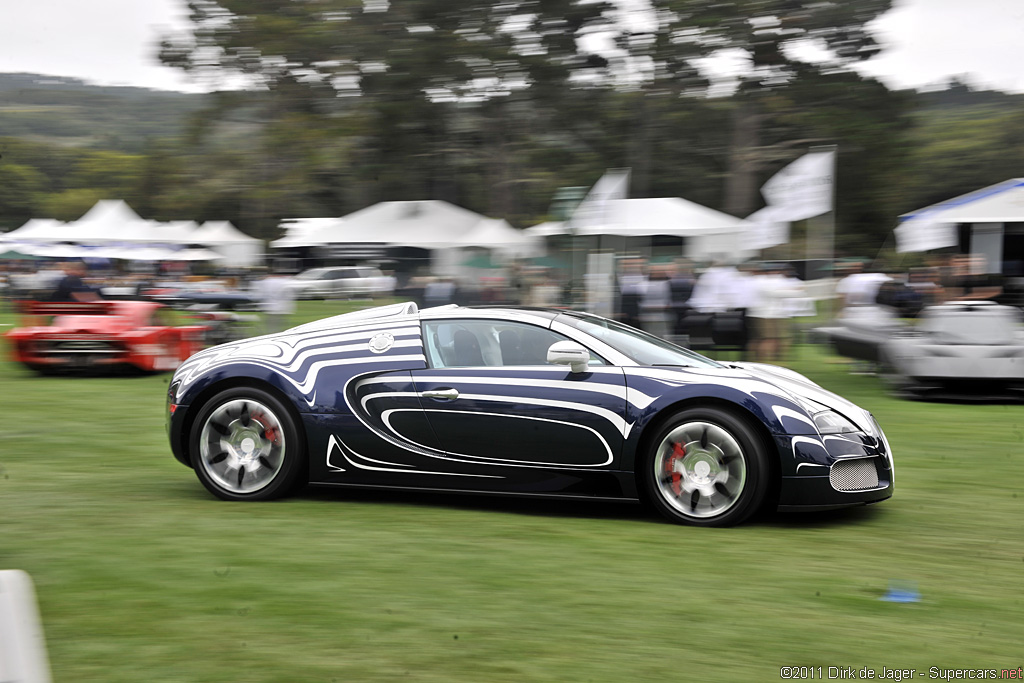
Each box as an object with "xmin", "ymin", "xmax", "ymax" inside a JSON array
[{"xmin": 557, "ymin": 313, "xmax": 722, "ymax": 368}]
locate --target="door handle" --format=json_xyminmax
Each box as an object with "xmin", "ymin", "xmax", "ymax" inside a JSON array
[{"xmin": 420, "ymin": 388, "xmax": 459, "ymax": 401}]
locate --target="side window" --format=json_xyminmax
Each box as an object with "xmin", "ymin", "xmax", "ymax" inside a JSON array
[{"xmin": 423, "ymin": 319, "xmax": 606, "ymax": 369}]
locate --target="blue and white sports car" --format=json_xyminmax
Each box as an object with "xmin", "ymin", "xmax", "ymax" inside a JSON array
[{"xmin": 166, "ymin": 302, "xmax": 893, "ymax": 526}]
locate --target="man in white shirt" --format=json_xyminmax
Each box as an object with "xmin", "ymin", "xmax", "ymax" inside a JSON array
[
  {"xmin": 256, "ymin": 269, "xmax": 296, "ymax": 334},
  {"xmin": 835, "ymin": 261, "xmax": 890, "ymax": 310},
  {"xmin": 749, "ymin": 263, "xmax": 803, "ymax": 361}
]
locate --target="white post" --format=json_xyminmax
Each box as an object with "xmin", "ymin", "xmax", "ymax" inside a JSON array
[
  {"xmin": 0, "ymin": 570, "xmax": 53, "ymax": 683},
  {"xmin": 811, "ymin": 144, "xmax": 838, "ymax": 319}
]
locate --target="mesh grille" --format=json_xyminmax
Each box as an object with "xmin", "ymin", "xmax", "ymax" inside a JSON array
[{"xmin": 830, "ymin": 458, "xmax": 880, "ymax": 491}]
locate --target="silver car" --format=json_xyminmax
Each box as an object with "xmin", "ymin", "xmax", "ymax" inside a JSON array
[{"xmin": 289, "ymin": 266, "xmax": 385, "ymax": 300}]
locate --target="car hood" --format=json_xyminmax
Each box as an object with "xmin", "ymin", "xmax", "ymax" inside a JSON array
[{"xmin": 728, "ymin": 362, "xmax": 875, "ymax": 434}]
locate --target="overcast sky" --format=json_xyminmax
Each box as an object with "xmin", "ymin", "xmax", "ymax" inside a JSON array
[{"xmin": 1, "ymin": 0, "xmax": 1023, "ymax": 94}]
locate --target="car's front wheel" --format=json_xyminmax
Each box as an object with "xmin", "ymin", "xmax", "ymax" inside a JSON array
[
  {"xmin": 189, "ymin": 387, "xmax": 307, "ymax": 501},
  {"xmin": 640, "ymin": 407, "xmax": 771, "ymax": 527}
]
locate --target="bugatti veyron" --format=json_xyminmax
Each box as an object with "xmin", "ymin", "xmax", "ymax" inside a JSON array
[{"xmin": 166, "ymin": 302, "xmax": 893, "ymax": 526}]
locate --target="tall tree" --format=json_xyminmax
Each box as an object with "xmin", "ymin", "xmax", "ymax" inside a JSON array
[
  {"xmin": 653, "ymin": 0, "xmax": 893, "ymax": 216},
  {"xmin": 159, "ymin": 0, "xmax": 616, "ymax": 221}
]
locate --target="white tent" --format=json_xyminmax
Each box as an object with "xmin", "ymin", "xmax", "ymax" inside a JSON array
[
  {"xmin": 441, "ymin": 218, "xmax": 541, "ymax": 256},
  {"xmin": 276, "ymin": 201, "xmax": 532, "ymax": 251},
  {"xmin": 524, "ymin": 221, "xmax": 568, "ymax": 237},
  {"xmin": 329, "ymin": 200, "xmax": 489, "ymax": 248},
  {"xmin": 1, "ymin": 219, "xmax": 68, "ymax": 243},
  {"xmin": 192, "ymin": 221, "xmax": 263, "ymax": 266},
  {"xmin": 131, "ymin": 220, "xmax": 199, "ymax": 245},
  {"xmin": 67, "ymin": 200, "xmax": 154, "ymax": 243},
  {"xmin": 572, "ymin": 197, "xmax": 750, "ymax": 238},
  {"xmin": 271, "ymin": 217, "xmax": 339, "ymax": 248},
  {"xmin": 896, "ymin": 179, "xmax": 1024, "ymax": 271},
  {"xmin": 562, "ymin": 197, "xmax": 754, "ymax": 260}
]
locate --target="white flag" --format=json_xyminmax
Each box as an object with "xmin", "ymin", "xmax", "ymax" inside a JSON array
[
  {"xmin": 567, "ymin": 168, "xmax": 631, "ymax": 232},
  {"xmin": 761, "ymin": 150, "xmax": 835, "ymax": 222},
  {"xmin": 745, "ymin": 205, "xmax": 790, "ymax": 250}
]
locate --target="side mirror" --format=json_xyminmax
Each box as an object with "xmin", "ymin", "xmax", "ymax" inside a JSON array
[{"xmin": 547, "ymin": 341, "xmax": 589, "ymax": 374}]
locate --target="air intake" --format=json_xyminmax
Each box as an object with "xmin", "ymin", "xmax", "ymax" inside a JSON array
[{"xmin": 830, "ymin": 458, "xmax": 880, "ymax": 491}]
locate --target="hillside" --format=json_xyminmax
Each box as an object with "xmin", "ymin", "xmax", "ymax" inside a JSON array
[{"xmin": 0, "ymin": 72, "xmax": 209, "ymax": 151}]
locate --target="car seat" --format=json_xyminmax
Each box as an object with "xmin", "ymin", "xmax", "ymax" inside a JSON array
[
  {"xmin": 498, "ymin": 329, "xmax": 523, "ymax": 365},
  {"xmin": 452, "ymin": 329, "xmax": 484, "ymax": 366}
]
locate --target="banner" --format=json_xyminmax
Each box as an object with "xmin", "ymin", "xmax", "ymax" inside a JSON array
[
  {"xmin": 894, "ymin": 214, "xmax": 957, "ymax": 253},
  {"xmin": 567, "ymin": 168, "xmax": 631, "ymax": 232},
  {"xmin": 761, "ymin": 150, "xmax": 835, "ymax": 222}
]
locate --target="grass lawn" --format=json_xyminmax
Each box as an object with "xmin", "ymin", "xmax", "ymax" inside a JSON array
[{"xmin": 1, "ymin": 300, "xmax": 1022, "ymax": 681}]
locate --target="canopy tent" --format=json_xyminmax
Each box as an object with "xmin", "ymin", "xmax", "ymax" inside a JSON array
[
  {"xmin": 549, "ymin": 197, "xmax": 754, "ymax": 261},
  {"xmin": 524, "ymin": 221, "xmax": 568, "ymax": 237},
  {"xmin": 1, "ymin": 203, "xmax": 262, "ymax": 266},
  {"xmin": 271, "ymin": 217, "xmax": 339, "ymax": 248},
  {"xmin": 4, "ymin": 202, "xmax": 186, "ymax": 245},
  {"xmin": 443, "ymin": 218, "xmax": 542, "ymax": 256},
  {"xmin": 66, "ymin": 200, "xmax": 155, "ymax": 243},
  {"xmin": 0, "ymin": 248, "xmax": 39, "ymax": 260},
  {"xmin": 274, "ymin": 201, "xmax": 537, "ymax": 251},
  {"xmin": 1, "ymin": 219, "xmax": 68, "ymax": 243},
  {"xmin": 570, "ymin": 197, "xmax": 750, "ymax": 238},
  {"xmin": 191, "ymin": 221, "xmax": 263, "ymax": 266},
  {"xmin": 896, "ymin": 179, "xmax": 1024, "ymax": 273},
  {"xmin": 323, "ymin": 200, "xmax": 491, "ymax": 248},
  {"xmin": 131, "ymin": 220, "xmax": 199, "ymax": 245}
]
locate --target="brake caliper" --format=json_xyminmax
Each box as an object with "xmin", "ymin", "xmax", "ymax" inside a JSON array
[
  {"xmin": 666, "ymin": 442, "xmax": 686, "ymax": 496},
  {"xmin": 252, "ymin": 411, "xmax": 279, "ymax": 444}
]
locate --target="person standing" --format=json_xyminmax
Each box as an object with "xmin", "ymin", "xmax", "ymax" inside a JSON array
[
  {"xmin": 749, "ymin": 263, "xmax": 802, "ymax": 362},
  {"xmin": 615, "ymin": 257, "xmax": 646, "ymax": 329},
  {"xmin": 52, "ymin": 261, "xmax": 100, "ymax": 302},
  {"xmin": 668, "ymin": 258, "xmax": 695, "ymax": 343},
  {"xmin": 256, "ymin": 268, "xmax": 296, "ymax": 334},
  {"xmin": 639, "ymin": 265, "xmax": 672, "ymax": 339}
]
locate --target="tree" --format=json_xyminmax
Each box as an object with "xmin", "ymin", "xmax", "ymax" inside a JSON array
[
  {"xmin": 159, "ymin": 0, "xmax": 617, "ymax": 221},
  {"xmin": 653, "ymin": 0, "xmax": 894, "ymax": 216}
]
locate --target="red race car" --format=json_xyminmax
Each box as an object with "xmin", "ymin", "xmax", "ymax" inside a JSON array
[{"xmin": 6, "ymin": 300, "xmax": 208, "ymax": 374}]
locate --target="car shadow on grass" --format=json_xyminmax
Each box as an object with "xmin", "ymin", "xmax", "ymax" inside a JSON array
[
  {"xmin": 296, "ymin": 485, "xmax": 884, "ymax": 528},
  {"xmin": 300, "ymin": 485, "xmax": 656, "ymax": 523}
]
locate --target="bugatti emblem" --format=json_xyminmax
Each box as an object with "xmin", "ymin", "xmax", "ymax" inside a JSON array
[{"xmin": 368, "ymin": 332, "xmax": 394, "ymax": 354}]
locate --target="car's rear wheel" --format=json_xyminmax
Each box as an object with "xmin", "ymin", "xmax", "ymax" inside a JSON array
[
  {"xmin": 640, "ymin": 407, "xmax": 771, "ymax": 527},
  {"xmin": 189, "ymin": 387, "xmax": 306, "ymax": 501}
]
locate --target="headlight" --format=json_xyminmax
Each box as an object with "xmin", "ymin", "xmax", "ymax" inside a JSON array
[{"xmin": 812, "ymin": 410, "xmax": 862, "ymax": 435}]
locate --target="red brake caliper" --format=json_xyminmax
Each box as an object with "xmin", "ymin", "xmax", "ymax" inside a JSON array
[
  {"xmin": 666, "ymin": 442, "xmax": 685, "ymax": 496},
  {"xmin": 253, "ymin": 411, "xmax": 279, "ymax": 444}
]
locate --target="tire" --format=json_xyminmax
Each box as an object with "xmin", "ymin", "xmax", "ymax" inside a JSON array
[
  {"xmin": 189, "ymin": 387, "xmax": 307, "ymax": 501},
  {"xmin": 639, "ymin": 406, "xmax": 772, "ymax": 527},
  {"xmin": 877, "ymin": 348, "xmax": 915, "ymax": 399}
]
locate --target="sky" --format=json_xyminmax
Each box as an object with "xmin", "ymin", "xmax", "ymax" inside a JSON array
[{"xmin": 1, "ymin": 0, "xmax": 1023, "ymax": 95}]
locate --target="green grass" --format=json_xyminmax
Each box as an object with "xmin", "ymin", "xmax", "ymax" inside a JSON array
[{"xmin": 2, "ymin": 302, "xmax": 1023, "ymax": 681}]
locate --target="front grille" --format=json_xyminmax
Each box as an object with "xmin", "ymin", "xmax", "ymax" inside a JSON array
[{"xmin": 830, "ymin": 458, "xmax": 880, "ymax": 491}]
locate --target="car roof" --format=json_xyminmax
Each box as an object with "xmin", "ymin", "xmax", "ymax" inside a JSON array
[{"xmin": 419, "ymin": 305, "xmax": 563, "ymax": 324}]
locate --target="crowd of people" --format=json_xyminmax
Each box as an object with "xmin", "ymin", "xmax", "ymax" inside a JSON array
[
  {"xmin": 834, "ymin": 253, "xmax": 1018, "ymax": 318},
  {"xmin": 613, "ymin": 256, "xmax": 813, "ymax": 362},
  {"xmin": 2, "ymin": 251, "xmax": 1019, "ymax": 362}
]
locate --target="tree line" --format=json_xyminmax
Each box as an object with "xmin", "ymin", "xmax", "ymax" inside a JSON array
[{"xmin": 2, "ymin": 0, "xmax": 1023, "ymax": 258}]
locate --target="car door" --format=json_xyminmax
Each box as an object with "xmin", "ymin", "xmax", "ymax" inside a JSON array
[{"xmin": 411, "ymin": 318, "xmax": 628, "ymax": 474}]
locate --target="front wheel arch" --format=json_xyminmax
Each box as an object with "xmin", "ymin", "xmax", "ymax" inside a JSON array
[
  {"xmin": 636, "ymin": 402, "xmax": 778, "ymax": 526},
  {"xmin": 179, "ymin": 377, "xmax": 306, "ymax": 470},
  {"xmin": 187, "ymin": 384, "xmax": 308, "ymax": 500}
]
